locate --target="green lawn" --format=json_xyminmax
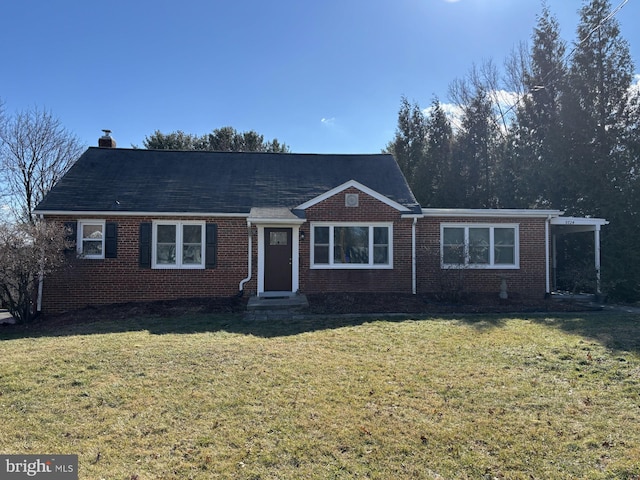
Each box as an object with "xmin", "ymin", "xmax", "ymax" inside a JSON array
[{"xmin": 1, "ymin": 312, "xmax": 639, "ymax": 479}]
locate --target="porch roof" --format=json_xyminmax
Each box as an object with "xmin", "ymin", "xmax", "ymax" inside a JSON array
[{"xmin": 550, "ymin": 216, "xmax": 609, "ymax": 233}]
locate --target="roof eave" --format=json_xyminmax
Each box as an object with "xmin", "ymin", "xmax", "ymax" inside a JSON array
[
  {"xmin": 34, "ymin": 210, "xmax": 250, "ymax": 218},
  {"xmin": 421, "ymin": 208, "xmax": 564, "ymax": 218}
]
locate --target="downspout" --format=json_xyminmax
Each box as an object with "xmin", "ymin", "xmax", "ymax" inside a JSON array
[
  {"xmin": 594, "ymin": 225, "xmax": 602, "ymax": 295},
  {"xmin": 37, "ymin": 214, "xmax": 44, "ymax": 313},
  {"xmin": 412, "ymin": 217, "xmax": 417, "ymax": 295},
  {"xmin": 545, "ymin": 215, "xmax": 551, "ymax": 296},
  {"xmin": 238, "ymin": 221, "xmax": 252, "ymax": 295}
]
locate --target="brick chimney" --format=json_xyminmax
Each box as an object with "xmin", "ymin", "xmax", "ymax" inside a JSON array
[{"xmin": 98, "ymin": 129, "xmax": 116, "ymax": 148}]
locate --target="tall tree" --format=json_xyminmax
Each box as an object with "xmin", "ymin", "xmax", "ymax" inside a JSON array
[
  {"xmin": 413, "ymin": 99, "xmax": 456, "ymax": 207},
  {"xmin": 454, "ymin": 87, "xmax": 501, "ymax": 208},
  {"xmin": 562, "ymin": 0, "xmax": 639, "ymax": 300},
  {"xmin": 563, "ymin": 0, "xmax": 635, "ymax": 215},
  {"xmin": 143, "ymin": 126, "xmax": 290, "ymax": 153},
  {"xmin": 0, "ymin": 107, "xmax": 84, "ymax": 223},
  {"xmin": 385, "ymin": 97, "xmax": 427, "ymax": 187},
  {"xmin": 510, "ymin": 5, "xmax": 568, "ymax": 208}
]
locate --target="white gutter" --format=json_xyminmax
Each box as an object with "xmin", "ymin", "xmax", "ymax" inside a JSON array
[
  {"xmin": 33, "ymin": 210, "xmax": 250, "ymax": 218},
  {"xmin": 238, "ymin": 221, "xmax": 253, "ymax": 294},
  {"xmin": 37, "ymin": 214, "xmax": 44, "ymax": 313},
  {"xmin": 545, "ymin": 215, "xmax": 551, "ymax": 295},
  {"xmin": 422, "ymin": 208, "xmax": 563, "ymax": 218},
  {"xmin": 412, "ymin": 217, "xmax": 417, "ymax": 295}
]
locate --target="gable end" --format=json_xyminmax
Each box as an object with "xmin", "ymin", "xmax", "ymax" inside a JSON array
[{"xmin": 296, "ymin": 180, "xmax": 411, "ymax": 213}]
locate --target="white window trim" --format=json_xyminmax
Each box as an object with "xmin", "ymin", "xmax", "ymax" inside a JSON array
[
  {"xmin": 77, "ymin": 219, "xmax": 105, "ymax": 259},
  {"xmin": 310, "ymin": 222, "xmax": 393, "ymax": 269},
  {"xmin": 152, "ymin": 220, "xmax": 206, "ymax": 269},
  {"xmin": 440, "ymin": 223, "xmax": 520, "ymax": 269}
]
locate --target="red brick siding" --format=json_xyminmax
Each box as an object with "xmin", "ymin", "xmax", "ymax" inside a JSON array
[
  {"xmin": 416, "ymin": 217, "xmax": 548, "ymax": 298},
  {"xmin": 42, "ymin": 215, "xmax": 255, "ymax": 313},
  {"xmin": 41, "ymin": 208, "xmax": 551, "ymax": 312},
  {"xmin": 299, "ymin": 188, "xmax": 414, "ymax": 294}
]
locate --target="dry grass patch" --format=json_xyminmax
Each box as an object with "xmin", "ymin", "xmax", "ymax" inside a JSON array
[{"xmin": 1, "ymin": 313, "xmax": 639, "ymax": 479}]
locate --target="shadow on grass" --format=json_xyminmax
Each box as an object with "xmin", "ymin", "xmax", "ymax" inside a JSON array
[
  {"xmin": 527, "ymin": 313, "xmax": 640, "ymax": 353},
  {"xmin": 2, "ymin": 298, "xmax": 638, "ymax": 353},
  {"xmin": 1, "ymin": 310, "xmax": 420, "ymax": 339}
]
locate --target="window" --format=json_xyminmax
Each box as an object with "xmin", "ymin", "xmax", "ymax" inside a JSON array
[
  {"xmin": 441, "ymin": 224, "xmax": 519, "ymax": 269},
  {"xmin": 152, "ymin": 221, "xmax": 205, "ymax": 268},
  {"xmin": 77, "ymin": 220, "xmax": 105, "ymax": 259},
  {"xmin": 311, "ymin": 223, "xmax": 392, "ymax": 268}
]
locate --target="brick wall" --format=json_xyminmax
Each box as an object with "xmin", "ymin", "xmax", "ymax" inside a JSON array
[
  {"xmin": 299, "ymin": 187, "xmax": 414, "ymax": 294},
  {"xmin": 416, "ymin": 216, "xmax": 548, "ymax": 298},
  {"xmin": 42, "ymin": 215, "xmax": 255, "ymax": 313},
  {"xmin": 42, "ymin": 209, "xmax": 550, "ymax": 313}
]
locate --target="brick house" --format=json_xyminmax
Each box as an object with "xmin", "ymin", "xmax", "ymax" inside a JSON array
[{"xmin": 34, "ymin": 136, "xmax": 607, "ymax": 313}]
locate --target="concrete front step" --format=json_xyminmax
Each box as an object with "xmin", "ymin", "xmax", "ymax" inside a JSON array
[{"xmin": 246, "ymin": 294, "xmax": 309, "ymax": 311}]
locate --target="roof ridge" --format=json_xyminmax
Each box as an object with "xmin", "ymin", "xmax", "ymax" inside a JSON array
[{"xmin": 87, "ymin": 146, "xmax": 391, "ymax": 157}]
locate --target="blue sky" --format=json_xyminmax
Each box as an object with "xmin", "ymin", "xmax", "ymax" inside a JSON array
[{"xmin": 2, "ymin": 0, "xmax": 639, "ymax": 154}]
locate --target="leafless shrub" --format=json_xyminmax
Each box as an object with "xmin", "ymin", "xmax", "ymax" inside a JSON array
[{"xmin": 0, "ymin": 221, "xmax": 71, "ymax": 322}]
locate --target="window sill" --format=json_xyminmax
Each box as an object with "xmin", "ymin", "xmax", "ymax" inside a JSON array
[
  {"xmin": 152, "ymin": 265, "xmax": 205, "ymax": 270},
  {"xmin": 311, "ymin": 264, "xmax": 393, "ymax": 270},
  {"xmin": 441, "ymin": 264, "xmax": 519, "ymax": 270}
]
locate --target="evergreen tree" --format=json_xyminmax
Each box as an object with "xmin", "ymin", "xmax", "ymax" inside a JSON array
[
  {"xmin": 414, "ymin": 99, "xmax": 456, "ymax": 207},
  {"xmin": 563, "ymin": 0, "xmax": 634, "ymax": 215},
  {"xmin": 511, "ymin": 5, "xmax": 568, "ymax": 208},
  {"xmin": 454, "ymin": 88, "xmax": 501, "ymax": 208},
  {"xmin": 385, "ymin": 97, "xmax": 427, "ymax": 187},
  {"xmin": 143, "ymin": 126, "xmax": 290, "ymax": 153},
  {"xmin": 562, "ymin": 0, "xmax": 639, "ymax": 300}
]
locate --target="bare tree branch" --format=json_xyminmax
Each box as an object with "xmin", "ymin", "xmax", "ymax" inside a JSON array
[
  {"xmin": 0, "ymin": 106, "xmax": 84, "ymax": 223},
  {"xmin": 0, "ymin": 220, "xmax": 71, "ymax": 322}
]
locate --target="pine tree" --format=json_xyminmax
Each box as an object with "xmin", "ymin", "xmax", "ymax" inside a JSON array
[
  {"xmin": 385, "ymin": 97, "xmax": 427, "ymax": 188},
  {"xmin": 563, "ymin": 0, "xmax": 634, "ymax": 215},
  {"xmin": 454, "ymin": 88, "xmax": 501, "ymax": 208},
  {"xmin": 511, "ymin": 5, "xmax": 568, "ymax": 208},
  {"xmin": 413, "ymin": 99, "xmax": 455, "ymax": 207},
  {"xmin": 563, "ymin": 0, "xmax": 639, "ymax": 300}
]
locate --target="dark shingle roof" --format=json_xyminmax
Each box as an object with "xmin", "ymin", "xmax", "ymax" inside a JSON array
[{"xmin": 35, "ymin": 148, "xmax": 421, "ymax": 215}]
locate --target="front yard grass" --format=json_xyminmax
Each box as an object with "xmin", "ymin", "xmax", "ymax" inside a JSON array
[{"xmin": 1, "ymin": 312, "xmax": 639, "ymax": 479}]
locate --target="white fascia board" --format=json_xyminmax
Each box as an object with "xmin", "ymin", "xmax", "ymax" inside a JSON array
[
  {"xmin": 296, "ymin": 179, "xmax": 411, "ymax": 212},
  {"xmin": 421, "ymin": 208, "xmax": 563, "ymax": 218},
  {"xmin": 550, "ymin": 216, "xmax": 609, "ymax": 226},
  {"xmin": 248, "ymin": 217, "xmax": 306, "ymax": 225},
  {"xmin": 34, "ymin": 210, "xmax": 250, "ymax": 218}
]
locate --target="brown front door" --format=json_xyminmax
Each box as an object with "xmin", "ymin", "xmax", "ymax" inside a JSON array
[{"xmin": 264, "ymin": 228, "xmax": 293, "ymax": 292}]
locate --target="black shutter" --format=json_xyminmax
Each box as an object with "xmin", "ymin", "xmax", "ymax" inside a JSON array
[
  {"xmin": 105, "ymin": 222, "xmax": 118, "ymax": 258},
  {"xmin": 139, "ymin": 223, "xmax": 152, "ymax": 268},
  {"xmin": 64, "ymin": 221, "xmax": 77, "ymax": 252},
  {"xmin": 205, "ymin": 223, "xmax": 218, "ymax": 269}
]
